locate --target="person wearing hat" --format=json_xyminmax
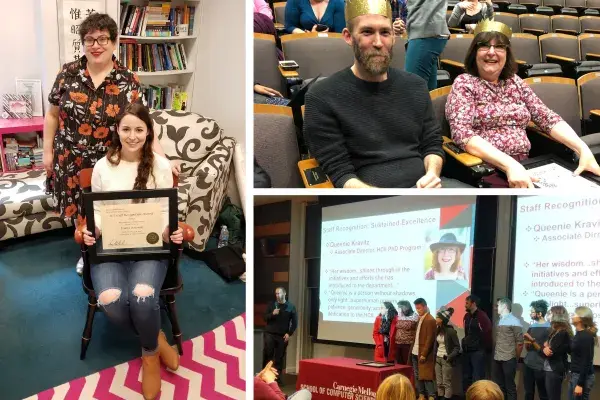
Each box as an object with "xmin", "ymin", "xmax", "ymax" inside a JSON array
[
  {"xmin": 434, "ymin": 307, "xmax": 460, "ymax": 400},
  {"xmin": 527, "ymin": 305, "xmax": 573, "ymax": 400},
  {"xmin": 425, "ymin": 233, "xmax": 467, "ymax": 280},
  {"xmin": 446, "ymin": 20, "xmax": 600, "ymax": 188},
  {"xmin": 303, "ymin": 0, "xmax": 471, "ymax": 189}
]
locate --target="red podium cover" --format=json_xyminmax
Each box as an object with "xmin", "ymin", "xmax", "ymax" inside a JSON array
[{"xmin": 296, "ymin": 357, "xmax": 414, "ymax": 400}]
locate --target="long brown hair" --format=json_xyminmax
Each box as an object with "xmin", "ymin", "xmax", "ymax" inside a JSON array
[
  {"xmin": 432, "ymin": 247, "xmax": 463, "ymax": 273},
  {"xmin": 106, "ymin": 103, "xmax": 155, "ymax": 201},
  {"xmin": 574, "ymin": 306, "xmax": 599, "ymax": 345},
  {"xmin": 549, "ymin": 305, "xmax": 574, "ymax": 338}
]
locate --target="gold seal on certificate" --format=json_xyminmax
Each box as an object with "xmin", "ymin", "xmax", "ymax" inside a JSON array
[{"xmin": 100, "ymin": 203, "xmax": 164, "ymax": 250}]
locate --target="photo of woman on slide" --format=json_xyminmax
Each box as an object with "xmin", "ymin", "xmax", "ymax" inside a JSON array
[
  {"xmin": 425, "ymin": 233, "xmax": 467, "ymax": 280},
  {"xmin": 373, "ymin": 302, "xmax": 399, "ymax": 362}
]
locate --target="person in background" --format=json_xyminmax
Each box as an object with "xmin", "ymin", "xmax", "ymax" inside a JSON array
[
  {"xmin": 403, "ymin": 0, "xmax": 449, "ymax": 90},
  {"xmin": 263, "ymin": 287, "xmax": 298, "ymax": 383},
  {"xmin": 568, "ymin": 306, "xmax": 597, "ymax": 400},
  {"xmin": 373, "ymin": 302, "xmax": 399, "ymax": 362},
  {"xmin": 526, "ymin": 305, "xmax": 572, "ymax": 400},
  {"xmin": 44, "ymin": 13, "xmax": 177, "ymax": 276},
  {"xmin": 376, "ymin": 373, "xmax": 415, "ymax": 400},
  {"xmin": 522, "ymin": 300, "xmax": 550, "ymax": 400},
  {"xmin": 254, "ymin": 0, "xmax": 274, "ymax": 19},
  {"xmin": 254, "ymin": 82, "xmax": 284, "ymax": 103},
  {"xmin": 82, "ymin": 103, "xmax": 182, "ymax": 400},
  {"xmin": 492, "ymin": 297, "xmax": 523, "ymax": 400},
  {"xmin": 446, "ymin": 21, "xmax": 600, "ymax": 188},
  {"xmin": 254, "ymin": 361, "xmax": 312, "ymax": 400},
  {"xmin": 284, "ymin": 0, "xmax": 346, "ymax": 33},
  {"xmin": 395, "ymin": 300, "xmax": 419, "ymax": 365},
  {"xmin": 434, "ymin": 307, "xmax": 460, "ymax": 400},
  {"xmin": 391, "ymin": 0, "xmax": 407, "ymax": 36},
  {"xmin": 462, "ymin": 294, "xmax": 493, "ymax": 392},
  {"xmin": 448, "ymin": 0, "xmax": 494, "ymax": 33},
  {"xmin": 411, "ymin": 298, "xmax": 437, "ymax": 400},
  {"xmin": 466, "ymin": 380, "xmax": 504, "ymax": 400}
]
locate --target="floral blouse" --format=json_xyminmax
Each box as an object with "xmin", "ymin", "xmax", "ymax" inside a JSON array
[
  {"xmin": 47, "ymin": 55, "xmax": 141, "ymax": 218},
  {"xmin": 445, "ymin": 73, "xmax": 563, "ymax": 156}
]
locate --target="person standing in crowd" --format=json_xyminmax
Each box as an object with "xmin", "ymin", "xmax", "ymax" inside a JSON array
[
  {"xmin": 434, "ymin": 307, "xmax": 460, "ymax": 400},
  {"xmin": 492, "ymin": 297, "xmax": 523, "ymax": 400},
  {"xmin": 44, "ymin": 13, "xmax": 175, "ymax": 276},
  {"xmin": 569, "ymin": 306, "xmax": 597, "ymax": 400},
  {"xmin": 284, "ymin": 0, "xmax": 346, "ymax": 34},
  {"xmin": 402, "ymin": 0, "xmax": 449, "ymax": 90},
  {"xmin": 263, "ymin": 287, "xmax": 298, "ymax": 383},
  {"xmin": 411, "ymin": 298, "xmax": 437, "ymax": 400},
  {"xmin": 462, "ymin": 294, "xmax": 493, "ymax": 392},
  {"xmin": 373, "ymin": 302, "xmax": 399, "ymax": 362},
  {"xmin": 448, "ymin": 0, "xmax": 494, "ymax": 33},
  {"xmin": 523, "ymin": 300, "xmax": 550, "ymax": 400},
  {"xmin": 395, "ymin": 300, "xmax": 419, "ymax": 364}
]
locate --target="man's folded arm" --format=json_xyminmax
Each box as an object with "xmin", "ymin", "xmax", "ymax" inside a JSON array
[{"xmin": 304, "ymin": 93, "xmax": 360, "ymax": 187}]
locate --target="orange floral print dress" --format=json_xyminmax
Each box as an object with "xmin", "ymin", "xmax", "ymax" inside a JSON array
[{"xmin": 48, "ymin": 55, "xmax": 141, "ymax": 220}]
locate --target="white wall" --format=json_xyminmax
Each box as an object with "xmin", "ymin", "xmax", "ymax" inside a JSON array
[
  {"xmin": 0, "ymin": 0, "xmax": 43, "ymax": 103},
  {"xmin": 192, "ymin": 0, "xmax": 246, "ymax": 206}
]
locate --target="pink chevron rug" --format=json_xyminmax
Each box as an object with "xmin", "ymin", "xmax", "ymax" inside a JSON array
[{"xmin": 26, "ymin": 314, "xmax": 246, "ymax": 400}]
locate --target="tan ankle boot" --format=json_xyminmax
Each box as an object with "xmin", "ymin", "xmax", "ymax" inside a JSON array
[
  {"xmin": 158, "ymin": 330, "xmax": 180, "ymax": 371},
  {"xmin": 141, "ymin": 353, "xmax": 161, "ymax": 400}
]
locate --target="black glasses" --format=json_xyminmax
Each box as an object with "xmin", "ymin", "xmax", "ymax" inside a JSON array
[
  {"xmin": 83, "ymin": 36, "xmax": 110, "ymax": 47},
  {"xmin": 477, "ymin": 42, "xmax": 508, "ymax": 52}
]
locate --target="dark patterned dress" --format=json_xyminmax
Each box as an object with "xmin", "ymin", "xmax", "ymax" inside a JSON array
[{"xmin": 48, "ymin": 55, "xmax": 141, "ymax": 220}]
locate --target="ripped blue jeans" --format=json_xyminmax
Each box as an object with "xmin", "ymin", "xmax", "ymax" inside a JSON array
[{"xmin": 91, "ymin": 260, "xmax": 168, "ymax": 355}]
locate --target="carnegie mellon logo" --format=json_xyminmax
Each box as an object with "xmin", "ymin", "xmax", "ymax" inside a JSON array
[{"xmin": 146, "ymin": 232, "xmax": 159, "ymax": 244}]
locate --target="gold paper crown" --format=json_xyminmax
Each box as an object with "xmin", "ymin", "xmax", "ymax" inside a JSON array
[
  {"xmin": 473, "ymin": 19, "xmax": 513, "ymax": 40},
  {"xmin": 344, "ymin": 0, "xmax": 392, "ymax": 23}
]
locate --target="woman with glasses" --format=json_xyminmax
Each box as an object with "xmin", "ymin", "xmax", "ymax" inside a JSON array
[
  {"xmin": 425, "ymin": 233, "xmax": 467, "ymax": 280},
  {"xmin": 43, "ymin": 13, "xmax": 174, "ymax": 275},
  {"xmin": 445, "ymin": 21, "xmax": 600, "ymax": 188}
]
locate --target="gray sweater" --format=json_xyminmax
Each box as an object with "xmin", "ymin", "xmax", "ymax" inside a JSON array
[
  {"xmin": 447, "ymin": 3, "xmax": 494, "ymax": 29},
  {"xmin": 406, "ymin": 0, "xmax": 450, "ymax": 40}
]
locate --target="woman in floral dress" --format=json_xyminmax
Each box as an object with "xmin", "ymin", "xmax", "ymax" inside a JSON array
[{"xmin": 43, "ymin": 13, "xmax": 173, "ymax": 274}]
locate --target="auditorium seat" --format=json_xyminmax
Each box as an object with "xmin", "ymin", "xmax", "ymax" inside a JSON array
[
  {"xmin": 494, "ymin": 0, "xmax": 517, "ymax": 12},
  {"xmin": 536, "ymin": 5, "xmax": 556, "ymax": 16},
  {"xmin": 520, "ymin": 14, "xmax": 551, "ymax": 36},
  {"xmin": 512, "ymin": 33, "xmax": 543, "ymax": 64},
  {"xmin": 580, "ymin": 15, "xmax": 600, "ymax": 33},
  {"xmin": 495, "ymin": 12, "xmax": 522, "ymax": 33},
  {"xmin": 543, "ymin": 0, "xmax": 565, "ymax": 14},
  {"xmin": 254, "ymin": 33, "xmax": 286, "ymax": 96},
  {"xmin": 429, "ymin": 87, "xmax": 494, "ymax": 187},
  {"xmin": 281, "ymin": 33, "xmax": 353, "ymax": 81},
  {"xmin": 560, "ymin": 7, "xmax": 579, "ymax": 16},
  {"xmin": 579, "ymin": 33, "xmax": 600, "ymax": 60},
  {"xmin": 540, "ymin": 33, "xmax": 600, "ymax": 78},
  {"xmin": 588, "ymin": 0, "xmax": 600, "ymax": 10},
  {"xmin": 578, "ymin": 72, "xmax": 600, "ymax": 138},
  {"xmin": 565, "ymin": 0, "xmax": 586, "ymax": 15},
  {"xmin": 439, "ymin": 34, "xmax": 473, "ymax": 81},
  {"xmin": 584, "ymin": 8, "xmax": 600, "ymax": 16},
  {"xmin": 519, "ymin": 0, "xmax": 542, "ymax": 13},
  {"xmin": 551, "ymin": 15, "xmax": 581, "ymax": 35},
  {"xmin": 446, "ymin": 10, "xmax": 453, "ymax": 23},
  {"xmin": 254, "ymin": 104, "xmax": 304, "ymax": 188},
  {"xmin": 273, "ymin": 2, "xmax": 286, "ymax": 26},
  {"xmin": 508, "ymin": 4, "xmax": 529, "ymax": 15}
]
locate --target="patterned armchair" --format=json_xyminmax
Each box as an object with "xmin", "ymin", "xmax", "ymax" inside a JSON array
[{"xmin": 151, "ymin": 110, "xmax": 236, "ymax": 252}]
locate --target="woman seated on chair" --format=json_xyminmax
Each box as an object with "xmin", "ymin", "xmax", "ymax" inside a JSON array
[
  {"xmin": 284, "ymin": 0, "xmax": 345, "ymax": 34},
  {"xmin": 82, "ymin": 103, "xmax": 183, "ymax": 400},
  {"xmin": 445, "ymin": 21, "xmax": 600, "ymax": 188},
  {"xmin": 447, "ymin": 0, "xmax": 494, "ymax": 33}
]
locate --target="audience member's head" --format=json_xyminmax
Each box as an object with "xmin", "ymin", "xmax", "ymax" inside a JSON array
[
  {"xmin": 464, "ymin": 21, "xmax": 517, "ymax": 83},
  {"xmin": 397, "ymin": 300, "xmax": 414, "ymax": 316},
  {"xmin": 466, "ymin": 380, "xmax": 504, "ymax": 400},
  {"xmin": 376, "ymin": 373, "xmax": 415, "ymax": 400}
]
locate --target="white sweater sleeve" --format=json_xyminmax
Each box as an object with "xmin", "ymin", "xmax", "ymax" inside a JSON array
[{"xmin": 91, "ymin": 161, "xmax": 104, "ymax": 231}]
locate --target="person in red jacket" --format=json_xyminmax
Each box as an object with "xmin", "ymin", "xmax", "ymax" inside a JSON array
[{"xmin": 373, "ymin": 302, "xmax": 399, "ymax": 362}]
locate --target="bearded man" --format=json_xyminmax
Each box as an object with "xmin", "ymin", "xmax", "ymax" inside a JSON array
[{"xmin": 303, "ymin": 0, "xmax": 469, "ymax": 189}]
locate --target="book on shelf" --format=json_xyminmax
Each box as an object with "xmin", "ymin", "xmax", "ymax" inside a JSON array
[
  {"xmin": 119, "ymin": 40, "xmax": 188, "ymax": 73},
  {"xmin": 3, "ymin": 136, "xmax": 43, "ymax": 171},
  {"xmin": 119, "ymin": 2, "xmax": 196, "ymax": 37},
  {"xmin": 142, "ymin": 84, "xmax": 188, "ymax": 111}
]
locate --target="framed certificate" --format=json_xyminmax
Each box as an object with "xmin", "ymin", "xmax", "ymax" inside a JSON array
[{"xmin": 83, "ymin": 188, "xmax": 178, "ymax": 264}]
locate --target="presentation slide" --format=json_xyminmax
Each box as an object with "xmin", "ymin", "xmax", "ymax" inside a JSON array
[
  {"xmin": 513, "ymin": 196, "xmax": 600, "ymax": 365},
  {"xmin": 317, "ymin": 196, "xmax": 477, "ymax": 345}
]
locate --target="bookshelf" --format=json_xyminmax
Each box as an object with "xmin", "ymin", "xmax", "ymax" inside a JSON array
[
  {"xmin": 118, "ymin": 0, "xmax": 201, "ymax": 110},
  {"xmin": 0, "ymin": 118, "xmax": 45, "ymax": 174}
]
